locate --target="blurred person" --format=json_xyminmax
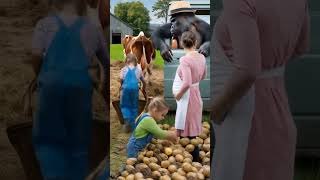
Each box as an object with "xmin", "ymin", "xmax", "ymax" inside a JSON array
[{"xmin": 210, "ymin": 0, "xmax": 310, "ymax": 179}]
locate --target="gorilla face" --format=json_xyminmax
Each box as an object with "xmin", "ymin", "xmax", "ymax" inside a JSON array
[{"xmin": 170, "ymin": 13, "xmax": 194, "ymax": 38}]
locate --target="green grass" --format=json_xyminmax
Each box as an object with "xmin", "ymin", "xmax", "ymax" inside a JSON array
[{"xmin": 110, "ymin": 44, "xmax": 164, "ymax": 69}]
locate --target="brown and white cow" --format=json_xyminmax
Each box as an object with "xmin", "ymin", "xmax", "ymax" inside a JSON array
[{"xmin": 122, "ymin": 31, "xmax": 156, "ymax": 85}]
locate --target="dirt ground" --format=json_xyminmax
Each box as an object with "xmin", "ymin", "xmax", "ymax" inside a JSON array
[
  {"xmin": 0, "ymin": 1, "xmax": 106, "ymax": 179},
  {"xmin": 109, "ymin": 61, "xmax": 164, "ymax": 177}
]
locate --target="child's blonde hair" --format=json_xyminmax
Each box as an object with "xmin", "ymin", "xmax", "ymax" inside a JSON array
[
  {"xmin": 125, "ymin": 53, "xmax": 138, "ymax": 66},
  {"xmin": 135, "ymin": 96, "xmax": 169, "ymax": 122},
  {"xmin": 147, "ymin": 96, "xmax": 169, "ymax": 112}
]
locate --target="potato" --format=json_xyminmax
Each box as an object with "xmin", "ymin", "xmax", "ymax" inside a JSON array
[
  {"xmin": 164, "ymin": 147, "xmax": 173, "ymax": 156},
  {"xmin": 183, "ymin": 151, "xmax": 193, "ymax": 160},
  {"xmin": 140, "ymin": 150, "xmax": 147, "ymax": 156},
  {"xmin": 150, "ymin": 157, "xmax": 158, "ymax": 163},
  {"xmin": 197, "ymin": 172, "xmax": 205, "ymax": 180},
  {"xmin": 202, "ymin": 144, "xmax": 210, "ymax": 152},
  {"xmin": 199, "ymin": 133, "xmax": 208, "ymax": 140},
  {"xmin": 158, "ymin": 124, "xmax": 164, "ymax": 129},
  {"xmin": 168, "ymin": 156, "xmax": 176, "ymax": 163},
  {"xmin": 172, "ymin": 173, "xmax": 186, "ymax": 180},
  {"xmin": 183, "ymin": 158, "xmax": 192, "ymax": 164},
  {"xmin": 121, "ymin": 171, "xmax": 129, "ymax": 177},
  {"xmin": 192, "ymin": 162, "xmax": 202, "ymax": 170},
  {"xmin": 159, "ymin": 153, "xmax": 169, "ymax": 161},
  {"xmin": 156, "ymin": 144, "xmax": 164, "ymax": 151},
  {"xmin": 202, "ymin": 128, "xmax": 210, "ymax": 135},
  {"xmin": 175, "ymin": 154, "xmax": 184, "ymax": 163},
  {"xmin": 152, "ymin": 171, "xmax": 161, "ymax": 179},
  {"xmin": 126, "ymin": 158, "xmax": 137, "ymax": 166},
  {"xmin": 191, "ymin": 138, "xmax": 200, "ymax": 146},
  {"xmin": 160, "ymin": 175, "xmax": 171, "ymax": 180},
  {"xmin": 168, "ymin": 165, "xmax": 177, "ymax": 173},
  {"xmin": 179, "ymin": 138, "xmax": 190, "ymax": 146},
  {"xmin": 202, "ymin": 157, "xmax": 210, "ymax": 165},
  {"xmin": 191, "ymin": 166, "xmax": 198, "ymax": 173},
  {"xmin": 149, "ymin": 163, "xmax": 160, "ymax": 171},
  {"xmin": 202, "ymin": 122, "xmax": 210, "ymax": 129},
  {"xmin": 182, "ymin": 163, "xmax": 193, "ymax": 172},
  {"xmin": 143, "ymin": 157, "xmax": 151, "ymax": 165},
  {"xmin": 170, "ymin": 126, "xmax": 176, "ymax": 131},
  {"xmin": 161, "ymin": 160, "xmax": 170, "ymax": 169},
  {"xmin": 151, "ymin": 138, "xmax": 157, "ymax": 144},
  {"xmin": 185, "ymin": 144, "xmax": 195, "ymax": 153},
  {"xmin": 196, "ymin": 137, "xmax": 204, "ymax": 145},
  {"xmin": 125, "ymin": 174, "xmax": 134, "ymax": 180},
  {"xmin": 137, "ymin": 154, "xmax": 144, "ymax": 162},
  {"xmin": 202, "ymin": 165, "xmax": 210, "ymax": 177},
  {"xmin": 187, "ymin": 172, "xmax": 197, "ymax": 178},
  {"xmin": 206, "ymin": 152, "xmax": 210, "ymax": 158},
  {"xmin": 148, "ymin": 144, "xmax": 156, "ymax": 151},
  {"xmin": 199, "ymin": 151, "xmax": 206, "ymax": 159},
  {"xmin": 158, "ymin": 168, "xmax": 170, "ymax": 176},
  {"xmin": 146, "ymin": 151, "xmax": 154, "ymax": 158},
  {"xmin": 204, "ymin": 138, "xmax": 210, "ymax": 144},
  {"xmin": 172, "ymin": 149, "xmax": 183, "ymax": 156},
  {"xmin": 134, "ymin": 172, "xmax": 144, "ymax": 179},
  {"xmin": 177, "ymin": 168, "xmax": 186, "ymax": 176},
  {"xmin": 135, "ymin": 163, "xmax": 148, "ymax": 172},
  {"xmin": 126, "ymin": 165, "xmax": 135, "ymax": 173},
  {"xmin": 117, "ymin": 177, "xmax": 126, "ymax": 180}
]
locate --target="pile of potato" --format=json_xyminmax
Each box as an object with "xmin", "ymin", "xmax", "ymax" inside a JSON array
[{"xmin": 117, "ymin": 122, "xmax": 211, "ymax": 180}]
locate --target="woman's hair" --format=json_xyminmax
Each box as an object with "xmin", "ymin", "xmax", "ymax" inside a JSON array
[
  {"xmin": 147, "ymin": 96, "xmax": 169, "ymax": 112},
  {"xmin": 49, "ymin": 0, "xmax": 87, "ymax": 16},
  {"xmin": 181, "ymin": 31, "xmax": 196, "ymax": 48},
  {"xmin": 125, "ymin": 53, "xmax": 138, "ymax": 66}
]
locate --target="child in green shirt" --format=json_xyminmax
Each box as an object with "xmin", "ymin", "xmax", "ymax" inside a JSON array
[{"xmin": 127, "ymin": 97, "xmax": 178, "ymax": 158}]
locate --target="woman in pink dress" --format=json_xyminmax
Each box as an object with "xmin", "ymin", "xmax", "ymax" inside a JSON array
[
  {"xmin": 173, "ymin": 31, "xmax": 207, "ymax": 162},
  {"xmin": 210, "ymin": 0, "xmax": 310, "ymax": 179}
]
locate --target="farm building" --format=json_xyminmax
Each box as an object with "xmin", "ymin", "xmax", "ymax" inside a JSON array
[{"xmin": 110, "ymin": 13, "xmax": 133, "ymax": 44}]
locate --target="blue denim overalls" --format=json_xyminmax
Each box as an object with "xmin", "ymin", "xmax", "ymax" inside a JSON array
[
  {"xmin": 120, "ymin": 67, "xmax": 139, "ymax": 130},
  {"xmin": 32, "ymin": 15, "xmax": 93, "ymax": 180},
  {"xmin": 127, "ymin": 113, "xmax": 154, "ymax": 158}
]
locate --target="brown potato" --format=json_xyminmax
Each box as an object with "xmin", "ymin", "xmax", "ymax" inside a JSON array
[
  {"xmin": 179, "ymin": 138, "xmax": 190, "ymax": 146},
  {"xmin": 134, "ymin": 172, "xmax": 144, "ymax": 179},
  {"xmin": 161, "ymin": 160, "xmax": 170, "ymax": 169},
  {"xmin": 146, "ymin": 151, "xmax": 154, "ymax": 158},
  {"xmin": 202, "ymin": 165, "xmax": 210, "ymax": 177},
  {"xmin": 168, "ymin": 156, "xmax": 176, "ymax": 163},
  {"xmin": 121, "ymin": 171, "xmax": 129, "ymax": 177},
  {"xmin": 177, "ymin": 168, "xmax": 186, "ymax": 176},
  {"xmin": 185, "ymin": 144, "xmax": 195, "ymax": 153},
  {"xmin": 183, "ymin": 158, "xmax": 192, "ymax": 164},
  {"xmin": 125, "ymin": 174, "xmax": 134, "ymax": 180},
  {"xmin": 175, "ymin": 154, "xmax": 184, "ymax": 163},
  {"xmin": 164, "ymin": 147, "xmax": 173, "ymax": 156},
  {"xmin": 204, "ymin": 138, "xmax": 210, "ymax": 144},
  {"xmin": 202, "ymin": 144, "xmax": 210, "ymax": 152},
  {"xmin": 199, "ymin": 133, "xmax": 208, "ymax": 140},
  {"xmin": 143, "ymin": 157, "xmax": 151, "ymax": 165},
  {"xmin": 126, "ymin": 158, "xmax": 137, "ymax": 166},
  {"xmin": 168, "ymin": 165, "xmax": 178, "ymax": 173},
  {"xmin": 152, "ymin": 171, "xmax": 161, "ymax": 179},
  {"xmin": 149, "ymin": 163, "xmax": 160, "ymax": 171}
]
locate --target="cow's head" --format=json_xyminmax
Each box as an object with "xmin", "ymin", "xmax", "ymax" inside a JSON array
[{"xmin": 122, "ymin": 35, "xmax": 133, "ymax": 50}]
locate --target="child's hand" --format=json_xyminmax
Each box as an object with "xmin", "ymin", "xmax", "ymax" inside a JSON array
[{"xmin": 166, "ymin": 131, "xmax": 178, "ymax": 144}]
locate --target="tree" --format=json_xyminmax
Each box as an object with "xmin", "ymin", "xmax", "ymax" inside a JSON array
[
  {"xmin": 152, "ymin": 0, "xmax": 174, "ymax": 23},
  {"xmin": 114, "ymin": 2, "xmax": 150, "ymax": 36}
]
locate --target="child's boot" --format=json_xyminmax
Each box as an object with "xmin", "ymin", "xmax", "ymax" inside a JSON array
[{"xmin": 122, "ymin": 120, "xmax": 131, "ymax": 133}]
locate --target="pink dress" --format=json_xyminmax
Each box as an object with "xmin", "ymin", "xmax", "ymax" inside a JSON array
[
  {"xmin": 177, "ymin": 52, "xmax": 207, "ymax": 137},
  {"xmin": 212, "ymin": 0, "xmax": 310, "ymax": 179}
]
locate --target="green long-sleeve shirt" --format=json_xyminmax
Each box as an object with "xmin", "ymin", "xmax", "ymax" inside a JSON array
[{"xmin": 134, "ymin": 116, "xmax": 167, "ymax": 139}]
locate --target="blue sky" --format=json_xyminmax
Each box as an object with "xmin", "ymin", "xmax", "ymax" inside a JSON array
[{"xmin": 110, "ymin": 0, "xmax": 210, "ymax": 24}]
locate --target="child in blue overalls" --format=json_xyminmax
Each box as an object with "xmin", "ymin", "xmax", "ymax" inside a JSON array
[
  {"xmin": 29, "ymin": 1, "xmax": 108, "ymax": 179},
  {"xmin": 127, "ymin": 97, "xmax": 178, "ymax": 158},
  {"xmin": 120, "ymin": 53, "xmax": 146, "ymax": 132}
]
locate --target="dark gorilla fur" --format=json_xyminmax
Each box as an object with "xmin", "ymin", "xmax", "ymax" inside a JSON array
[{"xmin": 151, "ymin": 12, "xmax": 211, "ymax": 62}]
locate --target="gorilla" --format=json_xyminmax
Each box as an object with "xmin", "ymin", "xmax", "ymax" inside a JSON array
[{"xmin": 151, "ymin": 1, "xmax": 211, "ymax": 62}]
